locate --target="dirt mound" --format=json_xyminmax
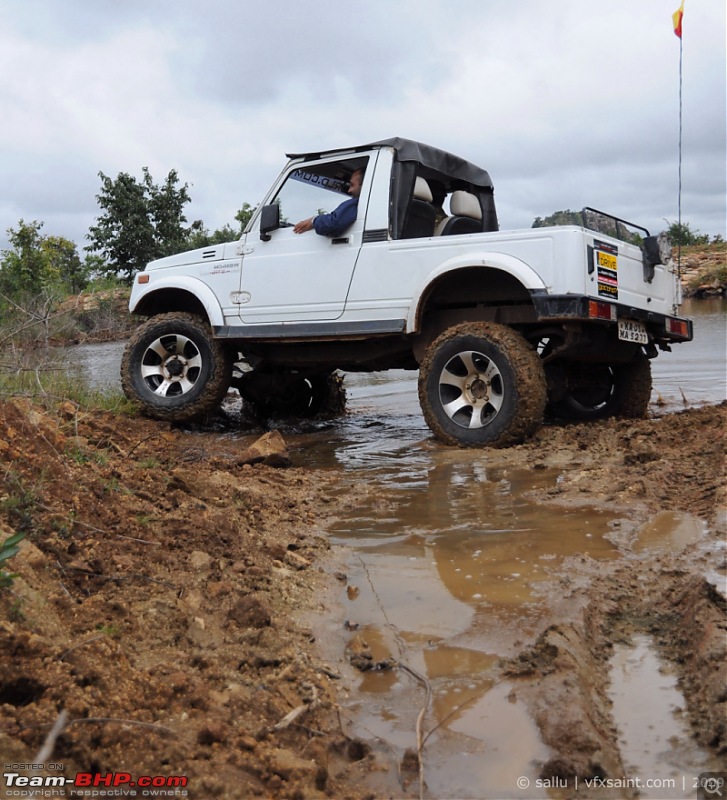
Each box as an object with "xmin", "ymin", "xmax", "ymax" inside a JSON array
[{"xmin": 0, "ymin": 400, "xmax": 373, "ymax": 799}]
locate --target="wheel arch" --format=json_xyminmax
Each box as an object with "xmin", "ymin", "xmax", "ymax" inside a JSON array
[
  {"xmin": 407, "ymin": 254, "xmax": 547, "ymax": 335},
  {"xmin": 130, "ymin": 278, "xmax": 225, "ymax": 327}
]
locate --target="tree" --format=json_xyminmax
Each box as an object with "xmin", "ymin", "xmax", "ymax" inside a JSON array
[
  {"xmin": 664, "ymin": 220, "xmax": 710, "ymax": 247},
  {"xmin": 42, "ymin": 235, "xmax": 89, "ymax": 294},
  {"xmin": 235, "ymin": 202, "xmax": 257, "ymax": 231},
  {"xmin": 185, "ymin": 202, "xmax": 258, "ymax": 249},
  {"xmin": 532, "ymin": 209, "xmax": 584, "ymax": 228},
  {"xmin": 0, "ymin": 220, "xmax": 89, "ymax": 301},
  {"xmin": 86, "ymin": 168, "xmax": 192, "ymax": 284},
  {"xmin": 0, "ymin": 220, "xmax": 48, "ymax": 297},
  {"xmin": 145, "ymin": 168, "xmax": 192, "ymax": 256}
]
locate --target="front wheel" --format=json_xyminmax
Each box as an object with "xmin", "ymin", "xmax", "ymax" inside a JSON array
[
  {"xmin": 121, "ymin": 313, "xmax": 232, "ymax": 422},
  {"xmin": 418, "ymin": 323, "xmax": 547, "ymax": 447}
]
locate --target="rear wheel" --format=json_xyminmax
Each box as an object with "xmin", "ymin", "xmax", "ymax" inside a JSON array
[
  {"xmin": 548, "ymin": 355, "xmax": 652, "ymax": 420},
  {"xmin": 418, "ymin": 323, "xmax": 546, "ymax": 447},
  {"xmin": 121, "ymin": 313, "xmax": 232, "ymax": 422}
]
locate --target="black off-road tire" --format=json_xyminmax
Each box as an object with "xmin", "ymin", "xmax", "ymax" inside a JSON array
[
  {"xmin": 549, "ymin": 355, "xmax": 652, "ymax": 421},
  {"xmin": 418, "ymin": 322, "xmax": 547, "ymax": 447},
  {"xmin": 121, "ymin": 313, "xmax": 233, "ymax": 422},
  {"xmin": 613, "ymin": 355, "xmax": 652, "ymax": 418},
  {"xmin": 235, "ymin": 369, "xmax": 346, "ymax": 419}
]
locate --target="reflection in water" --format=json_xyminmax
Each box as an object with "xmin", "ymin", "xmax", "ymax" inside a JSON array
[
  {"xmin": 332, "ymin": 461, "xmax": 619, "ymax": 640},
  {"xmin": 651, "ymin": 297, "xmax": 727, "ymax": 407},
  {"xmin": 328, "ymin": 454, "xmax": 624, "ymax": 797},
  {"xmin": 425, "ymin": 681, "xmax": 552, "ymax": 800}
]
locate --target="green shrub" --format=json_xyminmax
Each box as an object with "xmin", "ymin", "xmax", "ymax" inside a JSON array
[{"xmin": 0, "ymin": 531, "xmax": 25, "ymax": 589}]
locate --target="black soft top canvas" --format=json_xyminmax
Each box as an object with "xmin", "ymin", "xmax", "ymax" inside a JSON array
[{"xmin": 287, "ymin": 137, "xmax": 494, "ymax": 190}]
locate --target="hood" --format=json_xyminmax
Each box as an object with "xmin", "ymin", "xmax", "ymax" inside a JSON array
[{"xmin": 146, "ymin": 238, "xmax": 243, "ymax": 271}]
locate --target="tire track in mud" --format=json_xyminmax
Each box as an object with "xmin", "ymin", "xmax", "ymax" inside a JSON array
[
  {"xmin": 502, "ymin": 555, "xmax": 726, "ymax": 792},
  {"xmin": 468, "ymin": 403, "xmax": 727, "ymax": 793}
]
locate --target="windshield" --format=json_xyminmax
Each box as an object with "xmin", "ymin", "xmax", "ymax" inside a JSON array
[{"xmin": 272, "ymin": 158, "xmax": 368, "ymax": 226}]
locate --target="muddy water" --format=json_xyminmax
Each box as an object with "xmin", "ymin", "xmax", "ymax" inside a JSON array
[
  {"xmin": 608, "ymin": 634, "xmax": 720, "ymax": 800},
  {"xmin": 308, "ymin": 423, "xmax": 719, "ymax": 797},
  {"xmin": 316, "ymin": 456, "xmax": 621, "ymax": 798},
  {"xmin": 65, "ymin": 299, "xmax": 725, "ymax": 798}
]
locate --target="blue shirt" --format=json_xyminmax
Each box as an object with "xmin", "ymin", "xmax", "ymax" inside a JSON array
[{"xmin": 313, "ymin": 197, "xmax": 358, "ymax": 237}]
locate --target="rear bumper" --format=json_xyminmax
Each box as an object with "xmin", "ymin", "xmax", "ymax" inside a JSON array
[{"xmin": 530, "ymin": 292, "xmax": 693, "ymax": 343}]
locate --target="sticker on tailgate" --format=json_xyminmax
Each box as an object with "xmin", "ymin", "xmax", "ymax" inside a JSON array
[{"xmin": 591, "ymin": 239, "xmax": 619, "ymax": 300}]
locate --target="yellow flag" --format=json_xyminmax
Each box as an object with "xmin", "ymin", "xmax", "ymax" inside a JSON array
[{"xmin": 672, "ymin": 1, "xmax": 684, "ymax": 38}]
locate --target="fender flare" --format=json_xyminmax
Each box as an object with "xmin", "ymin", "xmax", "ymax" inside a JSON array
[
  {"xmin": 407, "ymin": 252, "xmax": 547, "ymax": 333},
  {"xmin": 130, "ymin": 275, "xmax": 226, "ymax": 327}
]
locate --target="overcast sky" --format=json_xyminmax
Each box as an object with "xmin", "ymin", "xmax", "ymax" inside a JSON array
[{"xmin": 1, "ymin": 0, "xmax": 724, "ymax": 256}]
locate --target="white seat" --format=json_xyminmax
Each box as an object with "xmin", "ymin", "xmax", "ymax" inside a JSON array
[
  {"xmin": 438, "ymin": 191, "xmax": 483, "ymax": 235},
  {"xmin": 450, "ymin": 190, "xmax": 482, "ymax": 220},
  {"xmin": 413, "ymin": 176, "xmax": 433, "ymax": 202},
  {"xmin": 401, "ymin": 177, "xmax": 436, "ymax": 239}
]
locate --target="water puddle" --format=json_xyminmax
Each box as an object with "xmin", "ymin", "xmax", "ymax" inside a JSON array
[
  {"xmin": 423, "ymin": 681, "xmax": 553, "ymax": 800},
  {"xmin": 319, "ymin": 453, "xmax": 623, "ymax": 797},
  {"xmin": 608, "ymin": 633, "xmax": 721, "ymax": 799},
  {"xmin": 316, "ymin": 425, "xmax": 722, "ymax": 796},
  {"xmin": 332, "ymin": 460, "xmax": 620, "ymax": 652},
  {"xmin": 632, "ymin": 510, "xmax": 705, "ymax": 554}
]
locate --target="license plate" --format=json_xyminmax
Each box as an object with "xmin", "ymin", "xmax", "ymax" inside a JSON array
[{"xmin": 618, "ymin": 319, "xmax": 648, "ymax": 344}]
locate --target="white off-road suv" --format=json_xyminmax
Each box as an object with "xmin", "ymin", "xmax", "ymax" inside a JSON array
[{"xmin": 121, "ymin": 137, "xmax": 692, "ymax": 446}]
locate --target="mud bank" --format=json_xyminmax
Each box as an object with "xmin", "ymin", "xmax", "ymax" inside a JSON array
[{"xmin": 0, "ymin": 400, "xmax": 724, "ymax": 799}]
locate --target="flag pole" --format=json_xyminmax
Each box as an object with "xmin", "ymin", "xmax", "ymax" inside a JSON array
[
  {"xmin": 677, "ymin": 24, "xmax": 683, "ymax": 271},
  {"xmin": 673, "ymin": 1, "xmax": 685, "ymax": 273}
]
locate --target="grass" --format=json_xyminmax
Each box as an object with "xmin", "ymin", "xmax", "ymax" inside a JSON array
[
  {"xmin": 0, "ymin": 366, "xmax": 137, "ymax": 416},
  {"xmin": 1, "ymin": 284, "xmax": 137, "ymax": 415},
  {"xmin": 0, "ymin": 473, "xmax": 40, "ymax": 535},
  {"xmin": 95, "ymin": 623, "xmax": 121, "ymax": 639}
]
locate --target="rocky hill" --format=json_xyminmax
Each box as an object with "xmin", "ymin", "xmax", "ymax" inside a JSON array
[{"xmin": 678, "ymin": 241, "xmax": 726, "ymax": 297}]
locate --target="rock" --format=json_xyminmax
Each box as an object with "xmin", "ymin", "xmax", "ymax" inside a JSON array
[
  {"xmin": 235, "ymin": 430, "xmax": 292, "ymax": 468},
  {"xmin": 189, "ymin": 550, "xmax": 212, "ymax": 570},
  {"xmin": 284, "ymin": 551, "xmax": 310, "ymax": 570},
  {"xmin": 266, "ymin": 747, "xmax": 319, "ymax": 780},
  {"xmin": 227, "ymin": 596, "xmax": 271, "ymax": 629},
  {"xmin": 58, "ymin": 401, "xmax": 79, "ymax": 419},
  {"xmin": 186, "ymin": 617, "xmax": 217, "ymax": 647},
  {"xmin": 197, "ymin": 721, "xmax": 230, "ymax": 745}
]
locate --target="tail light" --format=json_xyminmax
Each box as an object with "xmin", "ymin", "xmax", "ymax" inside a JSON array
[
  {"xmin": 588, "ymin": 300, "xmax": 617, "ymax": 321},
  {"xmin": 666, "ymin": 317, "xmax": 690, "ymax": 338}
]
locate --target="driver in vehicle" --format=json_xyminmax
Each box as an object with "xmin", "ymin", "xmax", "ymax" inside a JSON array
[{"xmin": 293, "ymin": 168, "xmax": 363, "ymax": 237}]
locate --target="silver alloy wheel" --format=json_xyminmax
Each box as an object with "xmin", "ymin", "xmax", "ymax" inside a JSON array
[
  {"xmin": 437, "ymin": 349, "xmax": 505, "ymax": 429},
  {"xmin": 141, "ymin": 333, "xmax": 203, "ymax": 398}
]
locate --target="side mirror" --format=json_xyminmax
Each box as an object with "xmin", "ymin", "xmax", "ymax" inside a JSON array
[{"xmin": 260, "ymin": 204, "xmax": 280, "ymax": 241}]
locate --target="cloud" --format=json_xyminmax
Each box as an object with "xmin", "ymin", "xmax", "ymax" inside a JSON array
[{"xmin": 0, "ymin": 0, "xmax": 724, "ymax": 255}]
